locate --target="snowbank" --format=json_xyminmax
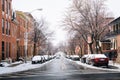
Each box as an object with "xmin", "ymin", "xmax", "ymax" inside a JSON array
[{"xmin": 0, "ymin": 60, "xmax": 52, "ymax": 75}]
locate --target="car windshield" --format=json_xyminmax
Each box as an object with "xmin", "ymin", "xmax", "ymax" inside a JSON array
[{"xmin": 0, "ymin": 0, "xmax": 120, "ymax": 80}]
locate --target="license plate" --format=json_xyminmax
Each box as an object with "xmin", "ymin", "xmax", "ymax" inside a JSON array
[{"xmin": 100, "ymin": 59, "xmax": 105, "ymax": 61}]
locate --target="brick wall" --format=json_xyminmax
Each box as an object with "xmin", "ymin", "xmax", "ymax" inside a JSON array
[
  {"xmin": 116, "ymin": 35, "xmax": 120, "ymax": 63},
  {"xmin": 0, "ymin": 0, "xmax": 2, "ymax": 60}
]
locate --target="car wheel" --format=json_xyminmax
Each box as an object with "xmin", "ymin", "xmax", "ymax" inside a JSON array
[
  {"xmin": 106, "ymin": 64, "xmax": 109, "ymax": 68},
  {"xmin": 91, "ymin": 61, "xmax": 95, "ymax": 66},
  {"xmin": 32, "ymin": 61, "xmax": 35, "ymax": 64}
]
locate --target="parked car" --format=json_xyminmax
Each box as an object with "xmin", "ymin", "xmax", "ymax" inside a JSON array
[
  {"xmin": 32, "ymin": 55, "xmax": 43, "ymax": 64},
  {"xmin": 81, "ymin": 54, "xmax": 89, "ymax": 63},
  {"xmin": 86, "ymin": 54, "xmax": 109, "ymax": 67},
  {"xmin": 66, "ymin": 55, "xmax": 70, "ymax": 59},
  {"xmin": 70, "ymin": 55, "xmax": 80, "ymax": 61},
  {"xmin": 43, "ymin": 55, "xmax": 49, "ymax": 62}
]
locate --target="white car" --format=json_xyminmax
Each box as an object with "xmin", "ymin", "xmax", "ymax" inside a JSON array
[
  {"xmin": 32, "ymin": 55, "xmax": 43, "ymax": 64},
  {"xmin": 81, "ymin": 54, "xmax": 89, "ymax": 63},
  {"xmin": 43, "ymin": 55, "xmax": 49, "ymax": 61}
]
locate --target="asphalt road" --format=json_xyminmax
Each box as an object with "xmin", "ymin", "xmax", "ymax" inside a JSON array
[{"xmin": 0, "ymin": 56, "xmax": 120, "ymax": 80}]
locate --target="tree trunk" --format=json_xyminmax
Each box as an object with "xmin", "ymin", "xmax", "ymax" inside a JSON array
[
  {"xmin": 33, "ymin": 43, "xmax": 36, "ymax": 56},
  {"xmin": 95, "ymin": 40, "xmax": 102, "ymax": 54},
  {"xmin": 79, "ymin": 45, "xmax": 83, "ymax": 57},
  {"xmin": 95, "ymin": 40, "xmax": 99, "ymax": 54},
  {"xmin": 98, "ymin": 41, "xmax": 102, "ymax": 54},
  {"xmin": 88, "ymin": 43, "xmax": 93, "ymax": 54}
]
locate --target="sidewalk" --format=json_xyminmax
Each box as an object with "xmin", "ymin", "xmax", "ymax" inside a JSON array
[
  {"xmin": 0, "ymin": 61, "xmax": 24, "ymax": 67},
  {"xmin": 0, "ymin": 59, "xmax": 53, "ymax": 75}
]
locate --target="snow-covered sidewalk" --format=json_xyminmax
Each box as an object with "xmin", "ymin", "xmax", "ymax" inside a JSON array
[
  {"xmin": 67, "ymin": 59, "xmax": 120, "ymax": 72},
  {"xmin": 0, "ymin": 60, "xmax": 52, "ymax": 75}
]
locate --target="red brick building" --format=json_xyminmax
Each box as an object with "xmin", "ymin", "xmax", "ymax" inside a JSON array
[
  {"xmin": 0, "ymin": 0, "xmax": 34, "ymax": 62},
  {"xmin": 16, "ymin": 11, "xmax": 26, "ymax": 60},
  {"xmin": 0, "ymin": 0, "xmax": 18, "ymax": 61},
  {"xmin": 15, "ymin": 11, "xmax": 34, "ymax": 60}
]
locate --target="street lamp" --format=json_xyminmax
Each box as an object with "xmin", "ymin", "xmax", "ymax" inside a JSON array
[
  {"xmin": 30, "ymin": 8, "xmax": 43, "ymax": 13},
  {"xmin": 24, "ymin": 8, "xmax": 43, "ymax": 63}
]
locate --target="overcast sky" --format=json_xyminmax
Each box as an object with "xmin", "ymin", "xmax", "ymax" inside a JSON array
[{"xmin": 12, "ymin": 0, "xmax": 120, "ymax": 46}]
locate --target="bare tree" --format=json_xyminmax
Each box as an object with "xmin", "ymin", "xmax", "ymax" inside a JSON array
[
  {"xmin": 74, "ymin": 33, "xmax": 87, "ymax": 56},
  {"xmin": 63, "ymin": 0, "xmax": 111, "ymax": 54},
  {"xmin": 29, "ymin": 18, "xmax": 49, "ymax": 56}
]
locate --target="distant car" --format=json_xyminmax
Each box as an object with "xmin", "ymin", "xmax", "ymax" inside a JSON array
[
  {"xmin": 70, "ymin": 55, "xmax": 80, "ymax": 61},
  {"xmin": 32, "ymin": 55, "xmax": 43, "ymax": 64},
  {"xmin": 66, "ymin": 55, "xmax": 70, "ymax": 59},
  {"xmin": 86, "ymin": 54, "xmax": 109, "ymax": 67},
  {"xmin": 81, "ymin": 54, "xmax": 89, "ymax": 63},
  {"xmin": 56, "ymin": 55, "xmax": 60, "ymax": 59},
  {"xmin": 43, "ymin": 55, "xmax": 49, "ymax": 61}
]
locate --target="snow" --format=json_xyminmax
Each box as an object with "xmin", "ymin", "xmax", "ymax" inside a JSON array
[
  {"xmin": 0, "ymin": 60, "xmax": 52, "ymax": 75},
  {"xmin": 93, "ymin": 54, "xmax": 107, "ymax": 58},
  {"xmin": 70, "ymin": 55, "xmax": 79, "ymax": 58},
  {"xmin": 82, "ymin": 54, "xmax": 88, "ymax": 58}
]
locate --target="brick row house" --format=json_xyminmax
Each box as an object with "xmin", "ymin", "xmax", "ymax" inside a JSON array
[
  {"xmin": 104, "ymin": 17, "xmax": 120, "ymax": 63},
  {"xmin": 0, "ymin": 0, "xmax": 34, "ymax": 62},
  {"xmin": 15, "ymin": 11, "xmax": 34, "ymax": 60},
  {"xmin": 0, "ymin": 0, "xmax": 16, "ymax": 61}
]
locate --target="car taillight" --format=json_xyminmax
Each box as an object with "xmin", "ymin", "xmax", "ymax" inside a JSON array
[
  {"xmin": 105, "ymin": 58, "xmax": 109, "ymax": 62},
  {"xmin": 94, "ymin": 58, "xmax": 99, "ymax": 62}
]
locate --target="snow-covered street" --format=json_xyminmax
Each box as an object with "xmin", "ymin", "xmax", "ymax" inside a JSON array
[
  {"xmin": 0, "ymin": 56, "xmax": 120, "ymax": 80},
  {"xmin": 0, "ymin": 57, "xmax": 120, "ymax": 75}
]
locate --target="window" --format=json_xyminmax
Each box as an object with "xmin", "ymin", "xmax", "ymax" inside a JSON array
[
  {"xmin": 119, "ymin": 23, "xmax": 120, "ymax": 30},
  {"xmin": 8, "ymin": 3, "xmax": 10, "ymax": 15},
  {"xmin": 9, "ymin": 43, "xmax": 11, "ymax": 57},
  {"xmin": 113, "ymin": 25, "xmax": 115, "ymax": 32},
  {"xmin": 8, "ymin": 22, "xmax": 10, "ymax": 35},
  {"xmin": 6, "ymin": 42, "xmax": 10, "ymax": 58},
  {"xmin": 6, "ymin": 42, "xmax": 9, "ymax": 58},
  {"xmin": 5, "ymin": 0, "xmax": 7, "ymax": 14},
  {"xmin": 116, "ymin": 24, "xmax": 119, "ymax": 33},
  {"xmin": 6, "ymin": 21, "xmax": 10, "ymax": 35},
  {"xmin": 2, "ymin": 18, "xmax": 4, "ymax": 34},
  {"xmin": 2, "ymin": 0, "xmax": 5, "ymax": 11},
  {"xmin": 6, "ymin": 1, "xmax": 8, "ymax": 14},
  {"xmin": 2, "ymin": 41, "xmax": 5, "ymax": 60},
  {"xmin": 9, "ymin": 23, "xmax": 10, "ymax": 35},
  {"xmin": 6, "ymin": 20, "xmax": 8, "ymax": 35}
]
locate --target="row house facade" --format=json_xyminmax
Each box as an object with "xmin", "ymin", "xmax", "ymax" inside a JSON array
[
  {"xmin": 13, "ymin": 11, "xmax": 34, "ymax": 61},
  {"xmin": 24, "ymin": 12, "xmax": 34, "ymax": 59},
  {"xmin": 16, "ymin": 11, "xmax": 27, "ymax": 60},
  {"xmin": 105, "ymin": 17, "xmax": 120, "ymax": 62},
  {"xmin": 0, "ymin": 0, "xmax": 34, "ymax": 62},
  {"xmin": 0, "ymin": 0, "xmax": 18, "ymax": 61}
]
